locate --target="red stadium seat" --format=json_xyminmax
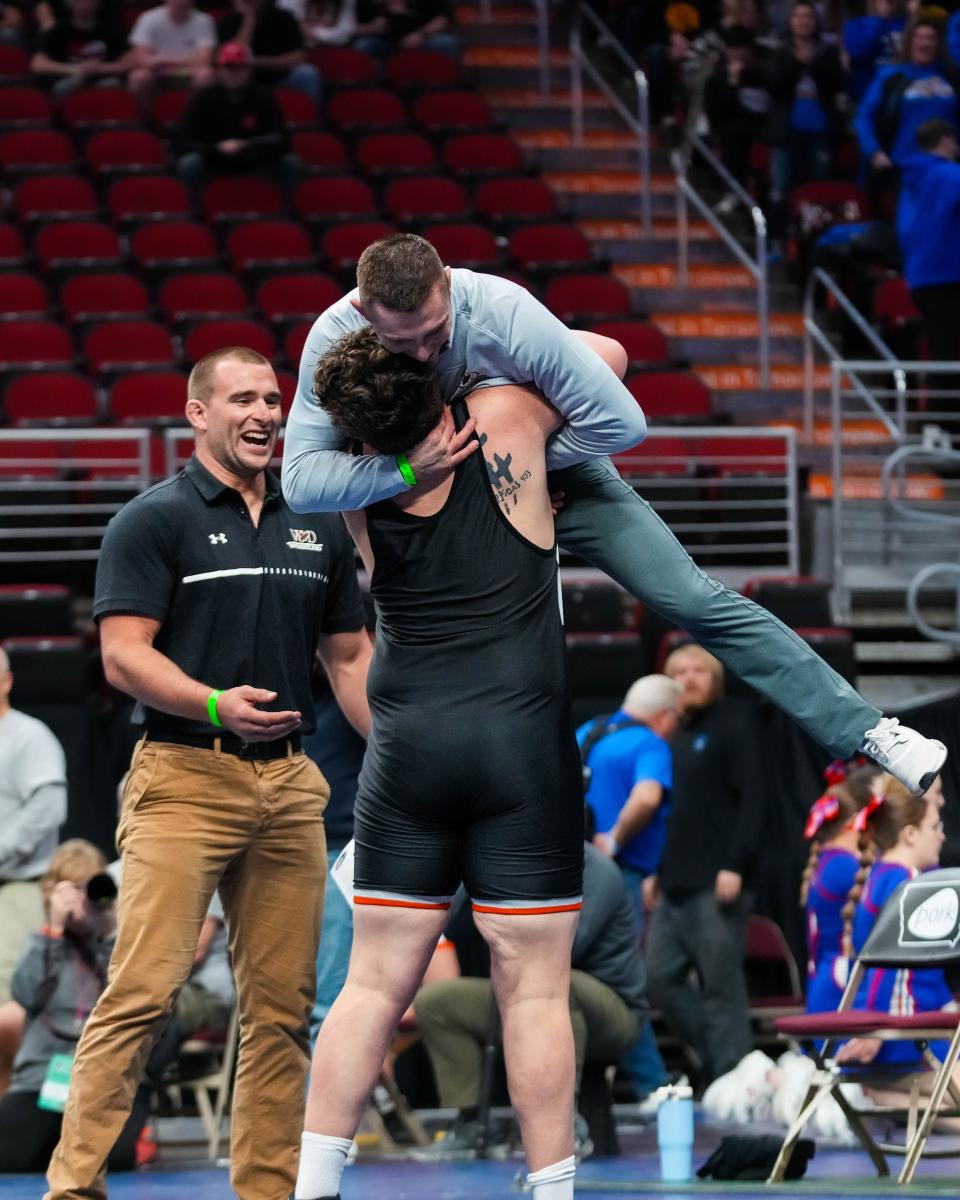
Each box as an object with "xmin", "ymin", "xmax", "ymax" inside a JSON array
[
  {"xmin": 443, "ymin": 133, "xmax": 524, "ymax": 179},
  {"xmin": 0, "ymin": 322, "xmax": 74, "ymax": 370},
  {"xmin": 474, "ymin": 177, "xmax": 556, "ymax": 223},
  {"xmin": 110, "ymin": 371, "xmax": 188, "ymax": 422},
  {"xmin": 150, "ymin": 89, "xmax": 190, "ymax": 133},
  {"xmin": 274, "ymin": 87, "xmax": 319, "ymax": 129},
  {"xmin": 591, "ymin": 320, "xmax": 670, "ymax": 367},
  {"xmin": 85, "ymin": 130, "xmax": 168, "ymax": 174},
  {"xmin": 84, "ymin": 321, "xmax": 175, "ymax": 374},
  {"xmin": 356, "ymin": 132, "xmax": 437, "ymax": 176},
  {"xmin": 275, "ymin": 368, "xmax": 297, "ymax": 409},
  {"xmin": 508, "ymin": 224, "xmax": 592, "ymax": 272},
  {"xmin": 4, "ymin": 373, "xmax": 98, "ymax": 424},
  {"xmin": 0, "ymin": 223, "xmax": 26, "ymax": 266},
  {"xmin": 0, "ymin": 87, "xmax": 53, "ymax": 128},
  {"xmin": 0, "ymin": 130, "xmax": 74, "ymax": 171},
  {"xmin": 544, "ymin": 274, "xmax": 630, "ymax": 323},
  {"xmin": 326, "ymin": 88, "xmax": 406, "ymax": 133},
  {"xmin": 385, "ymin": 48, "xmax": 460, "ymax": 89},
  {"xmin": 0, "ymin": 45, "xmax": 30, "ymax": 79},
  {"xmin": 320, "ymin": 221, "xmax": 397, "ymax": 271},
  {"xmin": 613, "ymin": 435, "xmax": 692, "ymax": 479},
  {"xmin": 60, "ymin": 87, "xmax": 140, "ymax": 131},
  {"xmin": 158, "ymin": 273, "xmax": 248, "ymax": 322},
  {"xmin": 184, "ymin": 320, "xmax": 277, "ymax": 363},
  {"xmin": 384, "ymin": 176, "xmax": 471, "ymax": 223},
  {"xmin": 200, "ymin": 177, "xmax": 285, "ymax": 223},
  {"xmin": 292, "ymin": 177, "xmax": 378, "ymax": 223},
  {"xmin": 0, "ymin": 273, "xmax": 48, "ymax": 320},
  {"xmin": 256, "ymin": 273, "xmax": 340, "ymax": 323},
  {"xmin": 874, "ymin": 277, "xmax": 921, "ymax": 330},
  {"xmin": 698, "ymin": 435, "xmax": 789, "ymax": 475},
  {"xmin": 0, "ymin": 438, "xmax": 62, "ymax": 475},
  {"xmin": 226, "ymin": 221, "xmax": 312, "ymax": 272},
  {"xmin": 35, "ymin": 222, "xmax": 123, "ymax": 272},
  {"xmin": 61, "ymin": 273, "xmax": 150, "ymax": 322},
  {"xmin": 626, "ymin": 372, "xmax": 713, "ymax": 422},
  {"xmin": 413, "ymin": 90, "xmax": 493, "ymax": 133},
  {"xmin": 422, "ymin": 223, "xmax": 501, "ymax": 270},
  {"xmin": 290, "ymin": 131, "xmax": 349, "ymax": 173},
  {"xmin": 284, "ymin": 321, "xmax": 310, "ymax": 366},
  {"xmin": 12, "ymin": 176, "xmax": 98, "ymax": 223},
  {"xmin": 107, "ymin": 175, "xmax": 191, "ymax": 223},
  {"xmin": 131, "ymin": 222, "xmax": 217, "ymax": 270},
  {"xmin": 306, "ymin": 47, "xmax": 379, "ymax": 85}
]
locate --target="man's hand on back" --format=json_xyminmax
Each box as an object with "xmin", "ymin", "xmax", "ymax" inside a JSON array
[
  {"xmin": 404, "ymin": 407, "xmax": 479, "ymax": 489},
  {"xmin": 215, "ymin": 686, "xmax": 302, "ymax": 742}
]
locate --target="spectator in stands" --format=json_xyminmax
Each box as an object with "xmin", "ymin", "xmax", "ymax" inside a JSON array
[
  {"xmin": 855, "ymin": 15, "xmax": 958, "ymax": 176},
  {"xmin": 897, "ymin": 117, "xmax": 960, "ymax": 390},
  {"xmin": 30, "ymin": 0, "xmax": 130, "ymax": 92},
  {"xmin": 296, "ymin": 0, "xmax": 357, "ymax": 46},
  {"xmin": 844, "ymin": 0, "xmax": 906, "ymax": 103},
  {"xmin": 218, "ymin": 0, "xmax": 321, "ymax": 102},
  {"xmin": 354, "ymin": 0, "xmax": 459, "ymax": 58},
  {"xmin": 301, "ymin": 662, "xmax": 366, "ymax": 1041},
  {"xmin": 413, "ymin": 844, "xmax": 648, "ymax": 1160},
  {"xmin": 645, "ymin": 643, "xmax": 762, "ymax": 1088},
  {"xmin": 704, "ymin": 26, "xmax": 772, "ymax": 211},
  {"xmin": 175, "ymin": 41, "xmax": 302, "ymax": 191},
  {"xmin": 127, "ymin": 0, "xmax": 216, "ymax": 102},
  {"xmin": 764, "ymin": 0, "xmax": 847, "ymax": 255},
  {"xmin": 0, "ymin": 840, "xmax": 150, "ymax": 1174},
  {"xmin": 0, "ymin": 646, "xmax": 67, "ymax": 1011},
  {"xmin": 577, "ymin": 674, "xmax": 679, "ymax": 1100}
]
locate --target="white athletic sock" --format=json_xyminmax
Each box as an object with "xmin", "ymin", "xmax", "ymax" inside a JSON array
[
  {"xmin": 295, "ymin": 1132, "xmax": 353, "ymax": 1199},
  {"xmin": 527, "ymin": 1154, "xmax": 576, "ymax": 1199}
]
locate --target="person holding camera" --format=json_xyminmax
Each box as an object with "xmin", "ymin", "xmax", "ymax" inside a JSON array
[{"xmin": 0, "ymin": 840, "xmax": 152, "ymax": 1174}]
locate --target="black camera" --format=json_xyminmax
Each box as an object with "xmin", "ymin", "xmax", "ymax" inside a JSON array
[{"xmin": 85, "ymin": 872, "xmax": 118, "ymax": 908}]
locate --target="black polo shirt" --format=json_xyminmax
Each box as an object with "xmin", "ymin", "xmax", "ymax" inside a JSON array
[{"xmin": 93, "ymin": 455, "xmax": 366, "ymax": 737}]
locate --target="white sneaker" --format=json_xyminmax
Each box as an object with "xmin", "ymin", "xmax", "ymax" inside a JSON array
[{"xmin": 859, "ymin": 717, "xmax": 947, "ymax": 796}]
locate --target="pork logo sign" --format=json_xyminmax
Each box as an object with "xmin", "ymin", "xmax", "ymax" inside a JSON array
[{"xmin": 899, "ymin": 883, "xmax": 960, "ymax": 948}]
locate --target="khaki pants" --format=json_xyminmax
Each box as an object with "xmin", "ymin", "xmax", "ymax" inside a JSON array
[
  {"xmin": 415, "ymin": 970, "xmax": 641, "ymax": 1109},
  {"xmin": 0, "ymin": 879, "xmax": 44, "ymax": 1004},
  {"xmin": 46, "ymin": 738, "xmax": 330, "ymax": 1200}
]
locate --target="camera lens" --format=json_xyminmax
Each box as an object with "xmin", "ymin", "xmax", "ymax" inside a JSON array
[{"xmin": 85, "ymin": 872, "xmax": 118, "ymax": 908}]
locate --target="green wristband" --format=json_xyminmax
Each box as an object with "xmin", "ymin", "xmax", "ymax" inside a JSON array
[
  {"xmin": 396, "ymin": 452, "xmax": 417, "ymax": 487},
  {"xmin": 207, "ymin": 689, "xmax": 224, "ymax": 728}
]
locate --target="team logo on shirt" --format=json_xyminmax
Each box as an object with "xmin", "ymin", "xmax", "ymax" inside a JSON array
[
  {"xmin": 287, "ymin": 528, "xmax": 324, "ymax": 552},
  {"xmin": 898, "ymin": 881, "xmax": 960, "ymax": 948},
  {"xmin": 208, "ymin": 533, "xmax": 228, "ymax": 544}
]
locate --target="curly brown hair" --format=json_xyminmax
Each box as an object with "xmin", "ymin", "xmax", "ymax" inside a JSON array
[{"xmin": 311, "ymin": 327, "xmax": 445, "ymax": 455}]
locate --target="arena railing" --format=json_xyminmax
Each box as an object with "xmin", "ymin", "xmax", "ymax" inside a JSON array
[
  {"xmin": 569, "ymin": 2, "xmax": 652, "ymax": 235},
  {"xmin": 0, "ymin": 427, "xmax": 150, "ymax": 563},
  {"xmin": 671, "ymin": 134, "xmax": 770, "ymax": 389},
  {"xmin": 815, "ymin": 360, "xmax": 960, "ymax": 623}
]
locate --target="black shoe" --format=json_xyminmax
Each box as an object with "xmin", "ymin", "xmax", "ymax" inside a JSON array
[{"xmin": 288, "ymin": 1194, "xmax": 340, "ymax": 1199}]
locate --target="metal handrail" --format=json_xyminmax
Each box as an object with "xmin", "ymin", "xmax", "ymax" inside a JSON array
[
  {"xmin": 907, "ymin": 563, "xmax": 960, "ymax": 647},
  {"xmin": 569, "ymin": 2, "xmax": 652, "ymax": 234},
  {"xmin": 672, "ymin": 132, "xmax": 769, "ymax": 388},
  {"xmin": 803, "ymin": 268, "xmax": 907, "ymax": 442}
]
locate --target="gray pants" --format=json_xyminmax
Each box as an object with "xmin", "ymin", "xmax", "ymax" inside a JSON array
[
  {"xmin": 646, "ymin": 890, "xmax": 753, "ymax": 1080},
  {"xmin": 415, "ymin": 973, "xmax": 641, "ymax": 1109},
  {"xmin": 552, "ymin": 458, "xmax": 879, "ymax": 758}
]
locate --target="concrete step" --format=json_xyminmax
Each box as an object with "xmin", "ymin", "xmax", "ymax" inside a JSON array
[
  {"xmin": 512, "ymin": 130, "xmax": 671, "ymax": 174},
  {"xmin": 543, "ymin": 170, "xmax": 676, "ymax": 219},
  {"xmin": 454, "ymin": 3, "xmax": 541, "ymax": 46},
  {"xmin": 487, "ymin": 90, "xmax": 628, "ymax": 131},
  {"xmin": 580, "ymin": 218, "xmax": 728, "ymax": 263},
  {"xmin": 648, "ymin": 312, "xmax": 804, "ymax": 366}
]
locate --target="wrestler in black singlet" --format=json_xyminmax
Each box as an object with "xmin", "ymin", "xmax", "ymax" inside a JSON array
[{"xmin": 353, "ymin": 397, "xmax": 585, "ymax": 913}]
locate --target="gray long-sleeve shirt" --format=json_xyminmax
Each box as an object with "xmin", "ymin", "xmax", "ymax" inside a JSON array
[
  {"xmin": 0, "ymin": 708, "xmax": 67, "ymax": 880},
  {"xmin": 574, "ymin": 843, "xmax": 649, "ymax": 1017},
  {"xmin": 281, "ymin": 269, "xmax": 648, "ymax": 513},
  {"xmin": 9, "ymin": 932, "xmax": 113, "ymax": 1093}
]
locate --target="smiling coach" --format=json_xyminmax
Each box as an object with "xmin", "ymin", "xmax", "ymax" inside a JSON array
[{"xmin": 45, "ymin": 346, "xmax": 372, "ymax": 1200}]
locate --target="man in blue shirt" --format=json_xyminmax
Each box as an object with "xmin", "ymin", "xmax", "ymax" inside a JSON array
[
  {"xmin": 578, "ymin": 673, "xmax": 682, "ymax": 1099},
  {"xmin": 280, "ymin": 232, "xmax": 946, "ymax": 795}
]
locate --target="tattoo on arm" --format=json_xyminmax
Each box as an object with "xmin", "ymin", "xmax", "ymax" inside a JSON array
[{"xmin": 479, "ymin": 432, "xmax": 531, "ymax": 516}]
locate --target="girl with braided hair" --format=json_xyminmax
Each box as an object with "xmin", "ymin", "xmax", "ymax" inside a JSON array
[
  {"xmin": 802, "ymin": 763, "xmax": 881, "ymax": 1014},
  {"xmin": 836, "ymin": 776, "xmax": 951, "ymax": 1070}
]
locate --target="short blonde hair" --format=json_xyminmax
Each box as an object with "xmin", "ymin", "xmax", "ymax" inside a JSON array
[
  {"xmin": 663, "ymin": 642, "xmax": 724, "ymax": 687},
  {"xmin": 41, "ymin": 839, "xmax": 107, "ymax": 913}
]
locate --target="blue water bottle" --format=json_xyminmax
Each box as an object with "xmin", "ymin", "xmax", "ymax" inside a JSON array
[{"xmin": 656, "ymin": 1084, "xmax": 694, "ymax": 1182}]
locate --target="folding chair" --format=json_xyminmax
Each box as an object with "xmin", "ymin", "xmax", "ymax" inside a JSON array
[
  {"xmin": 770, "ymin": 867, "xmax": 960, "ymax": 1184},
  {"xmin": 163, "ymin": 1003, "xmax": 240, "ymax": 1160}
]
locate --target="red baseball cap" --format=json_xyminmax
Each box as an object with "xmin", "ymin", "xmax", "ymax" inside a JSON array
[{"xmin": 217, "ymin": 41, "xmax": 252, "ymax": 66}]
